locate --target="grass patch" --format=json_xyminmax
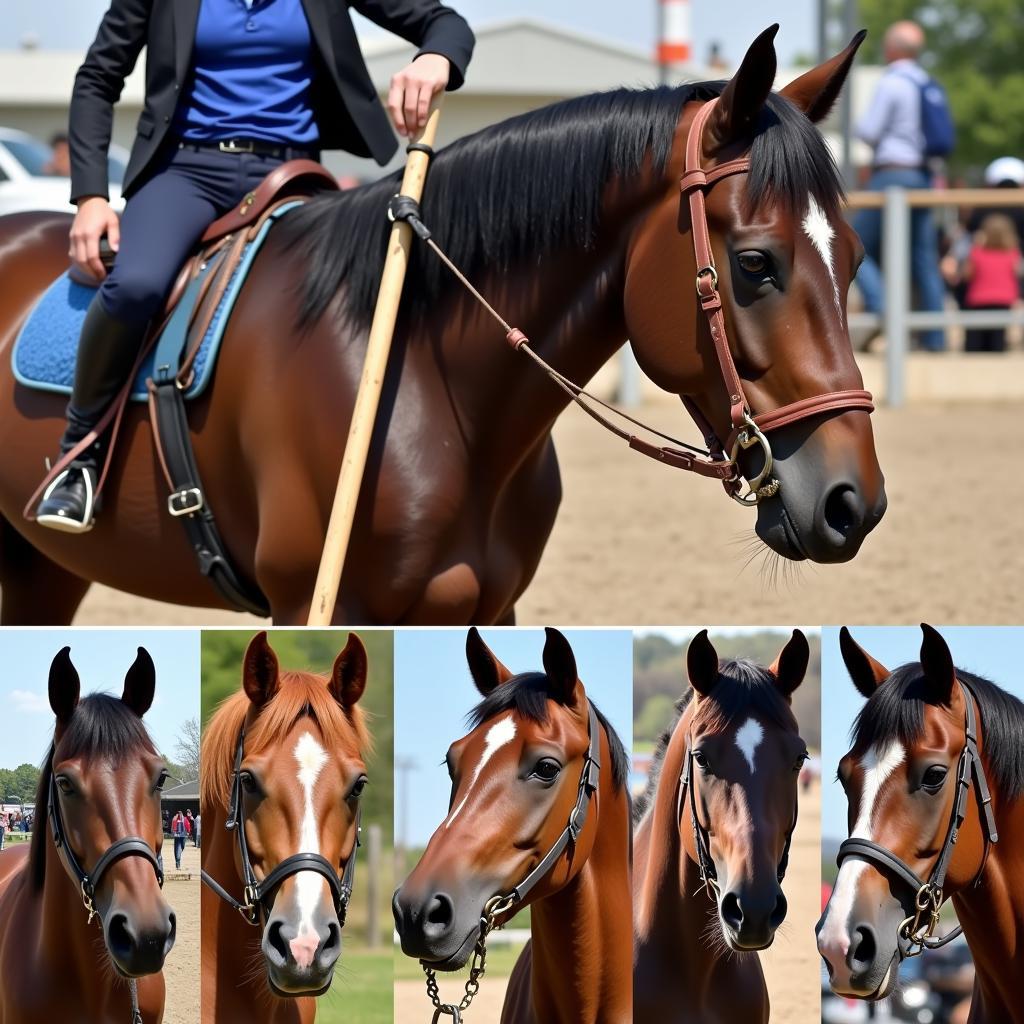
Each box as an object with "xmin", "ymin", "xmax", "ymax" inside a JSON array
[{"xmin": 316, "ymin": 948, "xmax": 392, "ymax": 1024}]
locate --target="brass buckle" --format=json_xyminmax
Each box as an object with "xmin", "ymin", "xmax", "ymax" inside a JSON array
[
  {"xmin": 695, "ymin": 265, "xmax": 719, "ymax": 295},
  {"xmin": 168, "ymin": 487, "xmax": 203, "ymax": 518},
  {"xmin": 898, "ymin": 883, "xmax": 942, "ymax": 957},
  {"xmin": 240, "ymin": 884, "xmax": 260, "ymax": 924},
  {"xmin": 82, "ymin": 879, "xmax": 97, "ymax": 925},
  {"xmin": 728, "ymin": 411, "xmax": 780, "ymax": 507}
]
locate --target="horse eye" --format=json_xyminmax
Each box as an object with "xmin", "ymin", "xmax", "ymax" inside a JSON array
[
  {"xmin": 155, "ymin": 770, "xmax": 170, "ymax": 791},
  {"xmin": 532, "ymin": 759, "xmax": 561, "ymax": 782},
  {"xmin": 922, "ymin": 766, "xmax": 948, "ymax": 790},
  {"xmin": 55, "ymin": 776, "xmax": 74, "ymax": 795},
  {"xmin": 693, "ymin": 750, "xmax": 710, "ymax": 770},
  {"xmin": 794, "ymin": 753, "xmax": 809, "ymax": 772},
  {"xmin": 240, "ymin": 772, "xmax": 259, "ymax": 794},
  {"xmin": 349, "ymin": 776, "xmax": 368, "ymax": 800},
  {"xmin": 737, "ymin": 251, "xmax": 769, "ymax": 276}
]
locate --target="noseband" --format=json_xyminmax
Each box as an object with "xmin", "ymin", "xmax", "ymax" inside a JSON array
[
  {"xmin": 200, "ymin": 725, "xmax": 359, "ymax": 928},
  {"xmin": 423, "ymin": 700, "xmax": 602, "ymax": 1023},
  {"xmin": 836, "ymin": 679, "xmax": 999, "ymax": 958},
  {"xmin": 678, "ymin": 732, "xmax": 798, "ymax": 899}
]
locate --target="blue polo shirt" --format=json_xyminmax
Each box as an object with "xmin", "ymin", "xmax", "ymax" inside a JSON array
[{"xmin": 175, "ymin": 0, "xmax": 319, "ymax": 145}]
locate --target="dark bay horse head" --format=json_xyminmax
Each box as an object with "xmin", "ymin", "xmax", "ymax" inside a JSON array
[
  {"xmin": 817, "ymin": 625, "xmax": 1022, "ymax": 1000},
  {"xmin": 637, "ymin": 629, "xmax": 809, "ymax": 951},
  {"xmin": 624, "ymin": 25, "xmax": 885, "ymax": 562},
  {"xmin": 393, "ymin": 627, "xmax": 628, "ymax": 969},
  {"xmin": 34, "ymin": 646, "xmax": 175, "ymax": 976},
  {"xmin": 202, "ymin": 631, "xmax": 370, "ymax": 996}
]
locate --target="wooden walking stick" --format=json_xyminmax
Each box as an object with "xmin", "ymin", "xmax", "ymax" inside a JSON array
[{"xmin": 306, "ymin": 98, "xmax": 443, "ymax": 625}]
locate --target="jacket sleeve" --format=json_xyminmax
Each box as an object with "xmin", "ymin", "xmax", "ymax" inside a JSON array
[
  {"xmin": 68, "ymin": 0, "xmax": 152, "ymax": 204},
  {"xmin": 351, "ymin": 0, "xmax": 475, "ymax": 90}
]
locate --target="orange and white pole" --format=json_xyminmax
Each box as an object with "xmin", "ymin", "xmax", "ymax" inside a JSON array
[{"xmin": 658, "ymin": 0, "xmax": 692, "ymax": 83}]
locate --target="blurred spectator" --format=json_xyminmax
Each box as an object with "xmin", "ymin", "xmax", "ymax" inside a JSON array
[
  {"xmin": 707, "ymin": 42, "xmax": 728, "ymax": 72},
  {"xmin": 43, "ymin": 132, "xmax": 71, "ymax": 177},
  {"xmin": 852, "ymin": 20, "xmax": 950, "ymax": 352},
  {"xmin": 967, "ymin": 157, "xmax": 1024, "ymax": 244},
  {"xmin": 961, "ymin": 214, "xmax": 1021, "ymax": 352}
]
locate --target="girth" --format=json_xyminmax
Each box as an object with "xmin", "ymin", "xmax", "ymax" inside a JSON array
[
  {"xmin": 201, "ymin": 725, "xmax": 358, "ymax": 927},
  {"xmin": 835, "ymin": 679, "xmax": 999, "ymax": 957}
]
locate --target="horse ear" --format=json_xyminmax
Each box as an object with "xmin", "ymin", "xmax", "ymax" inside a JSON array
[
  {"xmin": 770, "ymin": 630, "xmax": 809, "ymax": 699},
  {"xmin": 839, "ymin": 627, "xmax": 890, "ymax": 699},
  {"xmin": 330, "ymin": 633, "xmax": 368, "ymax": 709},
  {"xmin": 780, "ymin": 30, "xmax": 867, "ymax": 123},
  {"xmin": 242, "ymin": 631, "xmax": 280, "ymax": 708},
  {"xmin": 466, "ymin": 627, "xmax": 514, "ymax": 696},
  {"xmin": 687, "ymin": 630, "xmax": 720, "ymax": 697},
  {"xmin": 919, "ymin": 624, "xmax": 956, "ymax": 706},
  {"xmin": 542, "ymin": 628, "xmax": 581, "ymax": 706},
  {"xmin": 48, "ymin": 647, "xmax": 80, "ymax": 729},
  {"xmin": 706, "ymin": 24, "xmax": 778, "ymax": 148},
  {"xmin": 121, "ymin": 647, "xmax": 156, "ymax": 718}
]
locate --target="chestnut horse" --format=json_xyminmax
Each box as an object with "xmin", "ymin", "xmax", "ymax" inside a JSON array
[
  {"xmin": 0, "ymin": 25, "xmax": 883, "ymax": 625},
  {"xmin": 818, "ymin": 625, "xmax": 1024, "ymax": 1023},
  {"xmin": 632, "ymin": 629, "xmax": 810, "ymax": 1024},
  {"xmin": 0, "ymin": 646, "xmax": 175, "ymax": 1024},
  {"xmin": 393, "ymin": 628, "xmax": 632, "ymax": 1023},
  {"xmin": 200, "ymin": 631, "xmax": 370, "ymax": 1024}
]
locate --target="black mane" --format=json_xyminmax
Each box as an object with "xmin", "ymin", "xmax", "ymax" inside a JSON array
[
  {"xmin": 467, "ymin": 672, "xmax": 630, "ymax": 792},
  {"xmin": 30, "ymin": 694, "xmax": 156, "ymax": 890},
  {"xmin": 279, "ymin": 82, "xmax": 843, "ymax": 330},
  {"xmin": 852, "ymin": 665, "xmax": 1024, "ymax": 801},
  {"xmin": 632, "ymin": 659, "xmax": 798, "ymax": 823}
]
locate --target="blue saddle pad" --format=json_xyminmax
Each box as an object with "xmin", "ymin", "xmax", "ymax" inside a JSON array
[{"xmin": 12, "ymin": 202, "xmax": 300, "ymax": 402}]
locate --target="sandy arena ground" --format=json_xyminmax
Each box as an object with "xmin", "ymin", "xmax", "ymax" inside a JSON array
[
  {"xmin": 163, "ymin": 843, "xmax": 201, "ymax": 1024},
  {"xmin": 396, "ymin": 976, "xmax": 509, "ymax": 1023},
  {"xmin": 62, "ymin": 400, "xmax": 1019, "ymax": 627}
]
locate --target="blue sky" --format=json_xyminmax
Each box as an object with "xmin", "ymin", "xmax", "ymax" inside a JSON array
[
  {"xmin": 2, "ymin": 1, "xmax": 818, "ymax": 69},
  {"xmin": 394, "ymin": 628, "xmax": 632, "ymax": 847},
  {"xmin": 821, "ymin": 626, "xmax": 1024, "ymax": 842},
  {"xmin": 0, "ymin": 630, "xmax": 201, "ymax": 772}
]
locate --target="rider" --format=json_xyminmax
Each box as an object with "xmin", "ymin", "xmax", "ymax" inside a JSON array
[{"xmin": 36, "ymin": 0, "xmax": 474, "ymax": 532}]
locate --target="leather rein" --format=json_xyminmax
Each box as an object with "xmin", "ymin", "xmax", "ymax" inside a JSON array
[
  {"xmin": 47, "ymin": 756, "xmax": 163, "ymax": 1024},
  {"xmin": 836, "ymin": 679, "xmax": 999, "ymax": 958},
  {"xmin": 390, "ymin": 96, "xmax": 873, "ymax": 507},
  {"xmin": 423, "ymin": 700, "xmax": 602, "ymax": 1023},
  {"xmin": 677, "ymin": 732, "xmax": 799, "ymax": 900},
  {"xmin": 200, "ymin": 725, "xmax": 359, "ymax": 928}
]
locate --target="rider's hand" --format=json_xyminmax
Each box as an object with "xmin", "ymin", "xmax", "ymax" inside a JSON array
[
  {"xmin": 387, "ymin": 53, "xmax": 450, "ymax": 138},
  {"xmin": 69, "ymin": 196, "xmax": 120, "ymax": 282}
]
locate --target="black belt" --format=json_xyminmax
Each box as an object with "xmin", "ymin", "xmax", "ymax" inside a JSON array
[{"xmin": 176, "ymin": 138, "xmax": 319, "ymax": 161}]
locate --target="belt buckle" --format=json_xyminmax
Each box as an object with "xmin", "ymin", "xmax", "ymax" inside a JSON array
[
  {"xmin": 218, "ymin": 139, "xmax": 254, "ymax": 154},
  {"xmin": 168, "ymin": 487, "xmax": 203, "ymax": 517}
]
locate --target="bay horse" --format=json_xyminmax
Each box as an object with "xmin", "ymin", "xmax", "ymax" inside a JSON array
[
  {"xmin": 0, "ymin": 645, "xmax": 175, "ymax": 1024},
  {"xmin": 393, "ymin": 627, "xmax": 632, "ymax": 1023},
  {"xmin": 632, "ymin": 629, "xmax": 810, "ymax": 1024},
  {"xmin": 200, "ymin": 630, "xmax": 370, "ymax": 1024},
  {"xmin": 818, "ymin": 625, "xmax": 1024, "ymax": 1023},
  {"xmin": 0, "ymin": 25, "xmax": 884, "ymax": 625}
]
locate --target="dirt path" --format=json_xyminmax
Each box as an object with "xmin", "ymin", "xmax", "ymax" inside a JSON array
[
  {"xmin": 66, "ymin": 402, "xmax": 1019, "ymax": 626},
  {"xmin": 395, "ymin": 977, "xmax": 508, "ymax": 1023},
  {"xmin": 163, "ymin": 844, "xmax": 200, "ymax": 1024}
]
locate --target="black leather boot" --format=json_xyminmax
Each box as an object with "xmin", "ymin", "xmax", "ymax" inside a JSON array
[{"xmin": 36, "ymin": 298, "xmax": 145, "ymax": 533}]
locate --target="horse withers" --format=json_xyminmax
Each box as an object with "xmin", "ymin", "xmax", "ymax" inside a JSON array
[{"xmin": 0, "ymin": 647, "xmax": 175, "ymax": 1024}]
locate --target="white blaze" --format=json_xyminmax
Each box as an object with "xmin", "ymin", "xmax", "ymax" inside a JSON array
[
  {"xmin": 293, "ymin": 731, "xmax": 329, "ymax": 934},
  {"xmin": 820, "ymin": 740, "xmax": 905, "ymax": 953},
  {"xmin": 445, "ymin": 717, "xmax": 517, "ymax": 828},
  {"xmin": 735, "ymin": 718, "xmax": 764, "ymax": 774},
  {"xmin": 802, "ymin": 197, "xmax": 843, "ymax": 315}
]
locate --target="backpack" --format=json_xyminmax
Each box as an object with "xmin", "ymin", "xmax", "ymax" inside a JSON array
[{"xmin": 914, "ymin": 74, "xmax": 955, "ymax": 157}]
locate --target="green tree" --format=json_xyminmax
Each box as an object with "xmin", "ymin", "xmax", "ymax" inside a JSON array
[
  {"xmin": 0, "ymin": 763, "xmax": 43, "ymax": 806},
  {"xmin": 857, "ymin": 0, "xmax": 1024, "ymax": 172}
]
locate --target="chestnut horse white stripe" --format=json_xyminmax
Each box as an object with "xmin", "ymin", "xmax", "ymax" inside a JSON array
[
  {"xmin": 445, "ymin": 715, "xmax": 516, "ymax": 828},
  {"xmin": 735, "ymin": 717, "xmax": 764, "ymax": 774},
  {"xmin": 293, "ymin": 730, "xmax": 330, "ymax": 951}
]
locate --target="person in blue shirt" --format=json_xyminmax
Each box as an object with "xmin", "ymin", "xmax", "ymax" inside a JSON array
[
  {"xmin": 36, "ymin": 0, "xmax": 475, "ymax": 532},
  {"xmin": 852, "ymin": 19, "xmax": 946, "ymax": 353}
]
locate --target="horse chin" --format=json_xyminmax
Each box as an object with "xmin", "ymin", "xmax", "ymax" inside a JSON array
[
  {"xmin": 415, "ymin": 924, "xmax": 481, "ymax": 973},
  {"xmin": 265, "ymin": 966, "xmax": 335, "ymax": 999},
  {"xmin": 754, "ymin": 499, "xmax": 809, "ymax": 563},
  {"xmin": 720, "ymin": 921, "xmax": 776, "ymax": 953}
]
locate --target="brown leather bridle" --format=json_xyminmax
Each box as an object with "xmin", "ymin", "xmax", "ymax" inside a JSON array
[{"xmin": 390, "ymin": 95, "xmax": 875, "ymax": 507}]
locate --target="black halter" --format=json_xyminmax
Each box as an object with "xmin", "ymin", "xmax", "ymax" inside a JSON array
[
  {"xmin": 835, "ymin": 678, "xmax": 1000, "ymax": 958},
  {"xmin": 677, "ymin": 736, "xmax": 798, "ymax": 899},
  {"xmin": 200, "ymin": 726, "xmax": 359, "ymax": 927}
]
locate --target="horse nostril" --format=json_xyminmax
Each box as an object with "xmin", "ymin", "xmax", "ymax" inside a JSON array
[
  {"xmin": 165, "ymin": 909, "xmax": 177, "ymax": 956},
  {"xmin": 316, "ymin": 920, "xmax": 342, "ymax": 970},
  {"xmin": 770, "ymin": 892, "xmax": 788, "ymax": 930},
  {"xmin": 849, "ymin": 923, "xmax": 877, "ymax": 970},
  {"xmin": 265, "ymin": 919, "xmax": 290, "ymax": 968},
  {"xmin": 822, "ymin": 483, "xmax": 865, "ymax": 540},
  {"xmin": 107, "ymin": 913, "xmax": 135, "ymax": 959},
  {"xmin": 720, "ymin": 891, "xmax": 743, "ymax": 932},
  {"xmin": 424, "ymin": 892, "xmax": 455, "ymax": 934}
]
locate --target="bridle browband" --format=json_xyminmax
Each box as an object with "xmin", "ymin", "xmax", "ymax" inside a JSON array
[
  {"xmin": 47, "ymin": 751, "xmax": 164, "ymax": 1024},
  {"xmin": 835, "ymin": 678, "xmax": 999, "ymax": 958},
  {"xmin": 423, "ymin": 700, "xmax": 602, "ymax": 1023},
  {"xmin": 200, "ymin": 725, "xmax": 359, "ymax": 928},
  {"xmin": 677, "ymin": 730, "xmax": 798, "ymax": 900},
  {"xmin": 389, "ymin": 97, "xmax": 874, "ymax": 508}
]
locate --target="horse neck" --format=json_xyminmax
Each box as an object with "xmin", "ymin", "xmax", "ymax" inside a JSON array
[
  {"xmin": 527, "ymin": 740, "xmax": 633, "ymax": 1023},
  {"xmin": 633, "ymin": 719, "xmax": 721, "ymax": 987},
  {"xmin": 952, "ymin": 795, "xmax": 1024, "ymax": 1019}
]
